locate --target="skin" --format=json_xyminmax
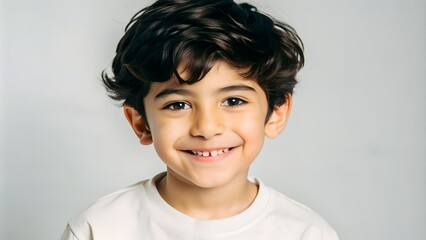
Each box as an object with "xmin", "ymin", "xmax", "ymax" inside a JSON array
[{"xmin": 124, "ymin": 61, "xmax": 292, "ymax": 220}]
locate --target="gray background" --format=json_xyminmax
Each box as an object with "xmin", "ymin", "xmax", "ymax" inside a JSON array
[{"xmin": 1, "ymin": 0, "xmax": 425, "ymax": 239}]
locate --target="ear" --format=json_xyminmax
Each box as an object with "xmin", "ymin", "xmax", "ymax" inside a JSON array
[
  {"xmin": 123, "ymin": 105, "xmax": 153, "ymax": 145},
  {"xmin": 265, "ymin": 94, "xmax": 292, "ymax": 139}
]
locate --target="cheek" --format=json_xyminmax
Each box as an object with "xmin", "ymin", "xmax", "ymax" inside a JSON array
[
  {"xmin": 151, "ymin": 124, "xmax": 182, "ymax": 163},
  {"xmin": 235, "ymin": 110, "xmax": 266, "ymax": 145},
  {"xmin": 239, "ymin": 106, "xmax": 267, "ymax": 131},
  {"xmin": 149, "ymin": 115, "xmax": 188, "ymax": 148}
]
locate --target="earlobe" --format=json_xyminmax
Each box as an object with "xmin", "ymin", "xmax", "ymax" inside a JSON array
[
  {"xmin": 265, "ymin": 94, "xmax": 292, "ymax": 139},
  {"xmin": 123, "ymin": 105, "xmax": 153, "ymax": 145}
]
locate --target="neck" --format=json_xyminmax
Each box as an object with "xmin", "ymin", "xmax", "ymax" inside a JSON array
[{"xmin": 156, "ymin": 170, "xmax": 258, "ymax": 220}]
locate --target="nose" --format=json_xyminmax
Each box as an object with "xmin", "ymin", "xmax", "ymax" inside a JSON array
[{"xmin": 190, "ymin": 107, "xmax": 225, "ymax": 139}]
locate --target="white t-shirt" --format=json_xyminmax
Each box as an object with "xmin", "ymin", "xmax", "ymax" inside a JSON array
[{"xmin": 61, "ymin": 172, "xmax": 338, "ymax": 240}]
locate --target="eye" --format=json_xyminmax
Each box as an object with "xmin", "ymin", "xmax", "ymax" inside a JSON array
[
  {"xmin": 222, "ymin": 98, "xmax": 247, "ymax": 107},
  {"xmin": 164, "ymin": 102, "xmax": 191, "ymax": 110}
]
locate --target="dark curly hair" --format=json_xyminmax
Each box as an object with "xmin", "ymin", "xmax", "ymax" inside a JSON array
[{"xmin": 102, "ymin": 0, "xmax": 304, "ymax": 122}]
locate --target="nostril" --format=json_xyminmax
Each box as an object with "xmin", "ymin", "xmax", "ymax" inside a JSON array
[{"xmin": 189, "ymin": 113, "xmax": 225, "ymax": 139}]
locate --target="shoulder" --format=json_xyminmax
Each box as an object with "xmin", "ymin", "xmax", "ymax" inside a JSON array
[
  {"xmin": 256, "ymin": 179, "xmax": 339, "ymax": 239},
  {"xmin": 66, "ymin": 179, "xmax": 151, "ymax": 239},
  {"xmin": 268, "ymin": 187, "xmax": 327, "ymax": 224},
  {"xmin": 75, "ymin": 180, "xmax": 147, "ymax": 219}
]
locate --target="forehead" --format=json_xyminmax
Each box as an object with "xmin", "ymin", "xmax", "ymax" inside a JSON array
[{"xmin": 147, "ymin": 62, "xmax": 263, "ymax": 97}]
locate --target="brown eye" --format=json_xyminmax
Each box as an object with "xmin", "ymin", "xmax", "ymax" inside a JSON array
[
  {"xmin": 165, "ymin": 102, "xmax": 191, "ymax": 110},
  {"xmin": 222, "ymin": 98, "xmax": 246, "ymax": 107}
]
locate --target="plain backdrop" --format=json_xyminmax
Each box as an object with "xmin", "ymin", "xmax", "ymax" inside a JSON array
[{"xmin": 1, "ymin": 0, "xmax": 425, "ymax": 239}]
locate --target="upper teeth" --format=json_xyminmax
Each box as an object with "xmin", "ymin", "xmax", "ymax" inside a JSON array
[{"xmin": 191, "ymin": 148, "xmax": 230, "ymax": 157}]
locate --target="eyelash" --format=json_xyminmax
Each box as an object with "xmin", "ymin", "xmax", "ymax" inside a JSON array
[
  {"xmin": 163, "ymin": 98, "xmax": 247, "ymax": 111},
  {"xmin": 164, "ymin": 102, "xmax": 191, "ymax": 111},
  {"xmin": 221, "ymin": 97, "xmax": 247, "ymax": 107}
]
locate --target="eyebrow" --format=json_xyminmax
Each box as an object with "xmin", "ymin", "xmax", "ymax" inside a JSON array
[
  {"xmin": 154, "ymin": 84, "xmax": 257, "ymax": 100},
  {"xmin": 154, "ymin": 88, "xmax": 193, "ymax": 99},
  {"xmin": 217, "ymin": 84, "xmax": 256, "ymax": 94}
]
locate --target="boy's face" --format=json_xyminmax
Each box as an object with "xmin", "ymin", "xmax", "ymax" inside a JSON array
[{"xmin": 125, "ymin": 61, "xmax": 291, "ymax": 189}]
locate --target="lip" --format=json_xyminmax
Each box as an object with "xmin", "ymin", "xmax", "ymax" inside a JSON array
[{"xmin": 180, "ymin": 147, "xmax": 236, "ymax": 163}]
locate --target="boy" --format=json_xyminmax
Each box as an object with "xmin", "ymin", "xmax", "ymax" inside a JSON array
[{"xmin": 61, "ymin": 0, "xmax": 338, "ymax": 239}]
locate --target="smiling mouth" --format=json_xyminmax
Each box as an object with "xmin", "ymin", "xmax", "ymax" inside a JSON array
[{"xmin": 185, "ymin": 148, "xmax": 233, "ymax": 157}]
